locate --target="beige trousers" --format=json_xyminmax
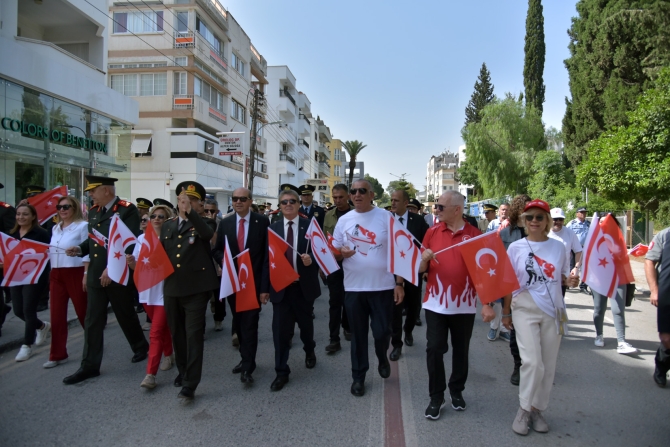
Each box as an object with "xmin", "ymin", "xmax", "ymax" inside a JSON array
[{"xmin": 512, "ymin": 290, "xmax": 562, "ymax": 412}]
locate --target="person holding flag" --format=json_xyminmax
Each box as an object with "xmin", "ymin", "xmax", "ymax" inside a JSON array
[
  {"xmin": 62, "ymin": 176, "xmax": 148, "ymax": 385},
  {"xmin": 0, "ymin": 182, "xmax": 16, "ymax": 337},
  {"xmin": 501, "ymin": 199, "xmax": 579, "ymax": 436},
  {"xmin": 262, "ymin": 186, "xmax": 320, "ymax": 392},
  {"xmin": 645, "ymin": 225, "xmax": 670, "ymax": 387},
  {"xmin": 5, "ymin": 204, "xmax": 51, "ymax": 361},
  {"xmin": 127, "ymin": 204, "xmax": 175, "ymax": 390}
]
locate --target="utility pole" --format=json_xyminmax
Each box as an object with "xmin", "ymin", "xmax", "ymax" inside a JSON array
[{"xmin": 247, "ymin": 88, "xmax": 262, "ymax": 195}]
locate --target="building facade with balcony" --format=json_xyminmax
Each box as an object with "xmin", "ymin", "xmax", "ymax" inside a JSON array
[
  {"xmin": 0, "ymin": 0, "xmax": 139, "ymax": 205},
  {"xmin": 457, "ymin": 144, "xmax": 473, "ymax": 200},
  {"xmin": 107, "ymin": 0, "xmax": 271, "ymax": 207},
  {"xmin": 426, "ymin": 150, "xmax": 459, "ymax": 202},
  {"xmin": 326, "ymin": 138, "xmax": 344, "ymax": 194}
]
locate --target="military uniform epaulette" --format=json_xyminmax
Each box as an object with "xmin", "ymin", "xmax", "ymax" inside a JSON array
[
  {"xmin": 269, "ymin": 209, "xmax": 281, "ymax": 215},
  {"xmin": 52, "ymin": 215, "xmax": 58, "ymax": 223},
  {"xmin": 299, "ymin": 212, "xmax": 308, "ymax": 219},
  {"xmin": 117, "ymin": 200, "xmax": 131, "ymax": 207},
  {"xmin": 167, "ymin": 216, "xmax": 178, "ymax": 222},
  {"xmin": 91, "ymin": 204, "xmax": 100, "ymax": 210},
  {"xmin": 0, "ymin": 201, "xmax": 10, "ymax": 208}
]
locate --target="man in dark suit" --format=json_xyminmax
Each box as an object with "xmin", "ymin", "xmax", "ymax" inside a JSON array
[
  {"xmin": 212, "ymin": 187, "xmax": 269, "ymax": 385},
  {"xmin": 63, "ymin": 176, "xmax": 148, "ymax": 385},
  {"xmin": 299, "ymin": 184, "xmax": 325, "ymax": 229},
  {"xmin": 262, "ymin": 186, "xmax": 321, "ymax": 391},
  {"xmin": 389, "ymin": 190, "xmax": 429, "ymax": 361},
  {"xmin": 0, "ymin": 182, "xmax": 16, "ymax": 335},
  {"xmin": 160, "ymin": 181, "xmax": 219, "ymax": 400}
]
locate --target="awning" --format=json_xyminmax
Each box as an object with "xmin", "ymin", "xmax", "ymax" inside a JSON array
[{"xmin": 130, "ymin": 135, "xmax": 152, "ymax": 154}]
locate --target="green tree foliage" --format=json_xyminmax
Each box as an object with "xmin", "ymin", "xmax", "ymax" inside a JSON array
[
  {"xmin": 461, "ymin": 97, "xmax": 546, "ymax": 197},
  {"xmin": 364, "ymin": 174, "xmax": 385, "ymax": 201},
  {"xmin": 528, "ymin": 150, "xmax": 578, "ymax": 206},
  {"xmin": 386, "ymin": 180, "xmax": 418, "ymax": 198},
  {"xmin": 455, "ymin": 154, "xmax": 482, "ymax": 197},
  {"xmin": 524, "ymin": 0, "xmax": 546, "ymax": 114},
  {"xmin": 464, "ymin": 63, "xmax": 495, "ymax": 126},
  {"xmin": 577, "ymin": 67, "xmax": 670, "ymax": 212},
  {"xmin": 563, "ymin": 0, "xmax": 670, "ymax": 167},
  {"xmin": 342, "ymin": 140, "xmax": 367, "ymax": 187}
]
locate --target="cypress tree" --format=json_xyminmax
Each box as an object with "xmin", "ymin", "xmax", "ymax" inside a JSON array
[
  {"xmin": 464, "ymin": 63, "xmax": 495, "ymax": 126},
  {"xmin": 523, "ymin": 0, "xmax": 546, "ymax": 115}
]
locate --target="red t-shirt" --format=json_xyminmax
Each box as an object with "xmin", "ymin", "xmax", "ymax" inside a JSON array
[{"xmin": 422, "ymin": 221, "xmax": 482, "ymax": 315}]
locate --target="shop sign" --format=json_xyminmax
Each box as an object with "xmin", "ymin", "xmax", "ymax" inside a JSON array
[{"xmin": 1, "ymin": 117, "xmax": 107, "ymax": 153}]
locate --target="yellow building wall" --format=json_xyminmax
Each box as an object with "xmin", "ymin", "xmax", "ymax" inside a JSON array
[{"xmin": 327, "ymin": 139, "xmax": 343, "ymax": 196}]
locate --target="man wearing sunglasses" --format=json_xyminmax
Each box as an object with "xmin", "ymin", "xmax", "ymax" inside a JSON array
[
  {"xmin": 332, "ymin": 179, "xmax": 405, "ymax": 397},
  {"xmin": 213, "ymin": 187, "xmax": 269, "ymax": 385},
  {"xmin": 548, "ymin": 208, "xmax": 582, "ymax": 297}
]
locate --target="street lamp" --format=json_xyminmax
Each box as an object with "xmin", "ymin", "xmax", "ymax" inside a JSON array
[{"xmin": 248, "ymin": 120, "xmax": 283, "ymax": 195}]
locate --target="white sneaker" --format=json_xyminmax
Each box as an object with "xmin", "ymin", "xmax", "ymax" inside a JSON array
[
  {"xmin": 43, "ymin": 358, "xmax": 68, "ymax": 369},
  {"xmin": 617, "ymin": 341, "xmax": 638, "ymax": 355},
  {"xmin": 15, "ymin": 345, "xmax": 32, "ymax": 362},
  {"xmin": 160, "ymin": 353, "xmax": 175, "ymax": 371},
  {"xmin": 214, "ymin": 321, "xmax": 223, "ymax": 331},
  {"xmin": 35, "ymin": 321, "xmax": 51, "ymax": 346},
  {"xmin": 594, "ymin": 335, "xmax": 604, "ymax": 347}
]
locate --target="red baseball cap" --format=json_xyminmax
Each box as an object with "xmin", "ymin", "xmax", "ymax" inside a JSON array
[{"xmin": 524, "ymin": 199, "xmax": 550, "ymax": 214}]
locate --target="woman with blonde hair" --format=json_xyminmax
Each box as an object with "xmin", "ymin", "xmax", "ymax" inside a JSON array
[{"xmin": 45, "ymin": 195, "xmax": 89, "ymax": 368}]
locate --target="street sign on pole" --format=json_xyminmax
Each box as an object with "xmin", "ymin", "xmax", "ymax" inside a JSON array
[{"xmin": 217, "ymin": 131, "xmax": 247, "ymax": 157}]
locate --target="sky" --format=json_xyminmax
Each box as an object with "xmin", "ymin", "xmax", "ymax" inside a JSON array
[{"xmin": 223, "ymin": 0, "xmax": 578, "ymax": 191}]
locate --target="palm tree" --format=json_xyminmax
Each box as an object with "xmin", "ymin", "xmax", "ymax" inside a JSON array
[{"xmin": 342, "ymin": 140, "xmax": 367, "ymax": 187}]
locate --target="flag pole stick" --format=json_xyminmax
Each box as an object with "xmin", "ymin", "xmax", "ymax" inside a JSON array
[{"xmin": 431, "ymin": 231, "xmax": 496, "ymax": 256}]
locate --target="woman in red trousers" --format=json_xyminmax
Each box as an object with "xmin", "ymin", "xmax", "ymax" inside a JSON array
[
  {"xmin": 127, "ymin": 204, "xmax": 174, "ymax": 389},
  {"xmin": 45, "ymin": 196, "xmax": 88, "ymax": 368}
]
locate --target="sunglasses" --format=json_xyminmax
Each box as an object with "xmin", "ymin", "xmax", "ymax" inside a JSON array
[
  {"xmin": 350, "ymin": 188, "xmax": 368, "ymax": 195},
  {"xmin": 150, "ymin": 214, "xmax": 166, "ymax": 220},
  {"xmin": 553, "ymin": 218, "xmax": 565, "ymax": 222},
  {"xmin": 232, "ymin": 196, "xmax": 249, "ymax": 202},
  {"xmin": 204, "ymin": 209, "xmax": 218, "ymax": 214},
  {"xmin": 141, "ymin": 218, "xmax": 149, "ymax": 223},
  {"xmin": 280, "ymin": 199, "xmax": 298, "ymax": 205},
  {"xmin": 56, "ymin": 204, "xmax": 72, "ymax": 211},
  {"xmin": 525, "ymin": 214, "xmax": 545, "ymax": 222},
  {"xmin": 435, "ymin": 204, "xmax": 457, "ymax": 212}
]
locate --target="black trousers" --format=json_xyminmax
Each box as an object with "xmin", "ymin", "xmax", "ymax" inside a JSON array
[
  {"xmin": 272, "ymin": 283, "xmax": 315, "ymax": 376},
  {"xmin": 425, "ymin": 310, "xmax": 475, "ymax": 400},
  {"xmin": 227, "ymin": 294, "xmax": 241, "ymax": 337},
  {"xmin": 326, "ymin": 268, "xmax": 349, "ymax": 342},
  {"xmin": 212, "ymin": 287, "xmax": 227, "ymax": 322},
  {"xmin": 81, "ymin": 286, "xmax": 148, "ymax": 372},
  {"xmin": 510, "ymin": 329, "xmax": 522, "ymax": 367},
  {"xmin": 10, "ymin": 277, "xmax": 48, "ymax": 345},
  {"xmin": 345, "ymin": 289, "xmax": 394, "ymax": 382},
  {"xmin": 236, "ymin": 306, "xmax": 260, "ymax": 373},
  {"xmin": 164, "ymin": 292, "xmax": 209, "ymax": 390},
  {"xmin": 392, "ymin": 282, "xmax": 420, "ymax": 348}
]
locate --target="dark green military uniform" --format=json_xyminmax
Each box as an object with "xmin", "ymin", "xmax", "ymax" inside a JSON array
[
  {"xmin": 161, "ymin": 186, "xmax": 218, "ymax": 392},
  {"xmin": 77, "ymin": 196, "xmax": 148, "ymax": 372}
]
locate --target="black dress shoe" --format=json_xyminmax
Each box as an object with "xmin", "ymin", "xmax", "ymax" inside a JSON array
[
  {"xmin": 270, "ymin": 375, "xmax": 289, "ymax": 391},
  {"xmin": 241, "ymin": 371, "xmax": 254, "ymax": 384},
  {"xmin": 343, "ymin": 330, "xmax": 352, "ymax": 341},
  {"xmin": 378, "ymin": 358, "xmax": 391, "ymax": 378},
  {"xmin": 325, "ymin": 341, "xmax": 341, "ymax": 353},
  {"xmin": 63, "ymin": 368, "xmax": 100, "ymax": 385},
  {"xmin": 415, "ymin": 318, "xmax": 422, "ymax": 327},
  {"xmin": 131, "ymin": 350, "xmax": 148, "ymax": 363},
  {"xmin": 654, "ymin": 365, "xmax": 667, "ymax": 387},
  {"xmin": 136, "ymin": 305, "xmax": 145, "ymax": 314},
  {"xmin": 510, "ymin": 366, "xmax": 520, "ymax": 386},
  {"xmin": 178, "ymin": 386, "xmax": 194, "ymax": 399},
  {"xmin": 390, "ymin": 347, "xmax": 402, "ymax": 361},
  {"xmin": 351, "ymin": 381, "xmax": 365, "ymax": 396},
  {"xmin": 232, "ymin": 361, "xmax": 243, "ymax": 374},
  {"xmin": 305, "ymin": 351, "xmax": 317, "ymax": 369},
  {"xmin": 404, "ymin": 334, "xmax": 414, "ymax": 347},
  {"xmin": 174, "ymin": 374, "xmax": 183, "ymax": 387}
]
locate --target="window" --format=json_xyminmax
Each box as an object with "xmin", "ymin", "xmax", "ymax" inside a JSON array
[
  {"xmin": 231, "ymin": 100, "xmax": 246, "ymax": 124},
  {"xmin": 194, "ymin": 76, "xmax": 224, "ymax": 111},
  {"xmin": 111, "ymin": 73, "xmax": 166, "ymax": 96},
  {"xmin": 231, "ymin": 53, "xmax": 245, "ymax": 76},
  {"xmin": 443, "ymin": 186, "xmax": 447, "ymax": 191},
  {"xmin": 113, "ymin": 11, "xmax": 164, "ymax": 34},
  {"xmin": 334, "ymin": 149, "xmax": 341, "ymax": 161},
  {"xmin": 334, "ymin": 165, "xmax": 341, "ymax": 177},
  {"xmin": 173, "ymin": 72, "xmax": 187, "ymax": 95},
  {"xmin": 443, "ymin": 173, "xmax": 454, "ymax": 179},
  {"xmin": 194, "ymin": 59, "xmax": 226, "ymax": 86},
  {"xmin": 196, "ymin": 16, "xmax": 221, "ymax": 53},
  {"xmin": 176, "ymin": 11, "xmax": 189, "ymax": 33},
  {"xmin": 174, "ymin": 56, "xmax": 187, "ymax": 67}
]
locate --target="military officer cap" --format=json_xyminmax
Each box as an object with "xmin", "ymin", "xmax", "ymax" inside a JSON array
[
  {"xmin": 298, "ymin": 184, "xmax": 315, "ymax": 195},
  {"xmin": 26, "ymin": 185, "xmax": 46, "ymax": 197},
  {"xmin": 136, "ymin": 198, "xmax": 153, "ymax": 209},
  {"xmin": 577, "ymin": 206, "xmax": 587, "ymax": 213},
  {"xmin": 259, "ymin": 204, "xmax": 266, "ymax": 211},
  {"xmin": 325, "ymin": 202, "xmax": 332, "ymax": 207},
  {"xmin": 407, "ymin": 198, "xmax": 422, "ymax": 210},
  {"xmin": 84, "ymin": 175, "xmax": 118, "ymax": 192},
  {"xmin": 153, "ymin": 198, "xmax": 175, "ymax": 209},
  {"xmin": 279, "ymin": 183, "xmax": 301, "ymax": 196},
  {"xmin": 384, "ymin": 205, "xmax": 392, "ymax": 211},
  {"xmin": 482, "ymin": 203, "xmax": 498, "ymax": 212},
  {"xmin": 176, "ymin": 181, "xmax": 206, "ymax": 200}
]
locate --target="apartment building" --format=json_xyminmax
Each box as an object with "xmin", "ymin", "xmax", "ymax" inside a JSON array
[
  {"xmin": 457, "ymin": 144, "xmax": 473, "ymax": 199},
  {"xmin": 426, "ymin": 150, "xmax": 459, "ymax": 201},
  {"xmin": 326, "ymin": 139, "xmax": 344, "ymax": 194},
  {"xmin": 0, "ymin": 0, "xmax": 139, "ymax": 205},
  {"xmin": 107, "ymin": 0, "xmax": 271, "ymax": 207}
]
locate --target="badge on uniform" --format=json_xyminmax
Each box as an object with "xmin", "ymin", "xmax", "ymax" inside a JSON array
[{"xmin": 189, "ymin": 235, "xmax": 195, "ymax": 244}]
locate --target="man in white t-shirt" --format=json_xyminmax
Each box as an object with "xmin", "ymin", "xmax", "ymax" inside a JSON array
[
  {"xmin": 332, "ymin": 179, "xmax": 405, "ymax": 397},
  {"xmin": 548, "ymin": 208, "xmax": 582, "ymax": 297}
]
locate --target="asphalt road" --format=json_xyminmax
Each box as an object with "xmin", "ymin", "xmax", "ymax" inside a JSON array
[{"xmin": 0, "ymin": 284, "xmax": 668, "ymax": 447}]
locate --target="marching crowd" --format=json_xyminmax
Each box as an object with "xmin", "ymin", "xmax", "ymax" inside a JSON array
[{"xmin": 0, "ymin": 176, "xmax": 668, "ymax": 437}]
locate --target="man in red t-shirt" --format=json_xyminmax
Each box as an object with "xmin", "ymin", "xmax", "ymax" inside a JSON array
[{"xmin": 419, "ymin": 191, "xmax": 494, "ymax": 420}]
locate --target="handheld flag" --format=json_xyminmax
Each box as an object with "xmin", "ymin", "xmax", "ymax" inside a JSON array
[
  {"xmin": 582, "ymin": 214, "xmax": 618, "ymax": 298},
  {"xmin": 0, "ymin": 232, "xmax": 19, "ymax": 263},
  {"xmin": 236, "ymin": 249, "xmax": 259, "ymax": 312},
  {"xmin": 27, "ymin": 185, "xmax": 68, "ymax": 225},
  {"xmin": 305, "ymin": 218, "xmax": 340, "ymax": 276},
  {"xmin": 133, "ymin": 223, "xmax": 174, "ymax": 292},
  {"xmin": 268, "ymin": 228, "xmax": 299, "ymax": 292},
  {"xmin": 628, "ymin": 243, "xmax": 649, "ymax": 257},
  {"xmin": 219, "ymin": 240, "xmax": 240, "ymax": 300},
  {"xmin": 600, "ymin": 214, "xmax": 635, "ymax": 285},
  {"xmin": 326, "ymin": 232, "xmax": 341, "ymax": 256},
  {"xmin": 89, "ymin": 228, "xmax": 108, "ymax": 248},
  {"xmin": 107, "ymin": 215, "xmax": 137, "ymax": 285},
  {"xmin": 1, "ymin": 239, "xmax": 50, "ymax": 286},
  {"xmin": 387, "ymin": 215, "xmax": 421, "ymax": 285}
]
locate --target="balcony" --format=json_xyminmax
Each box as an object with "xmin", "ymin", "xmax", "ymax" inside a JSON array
[
  {"xmin": 249, "ymin": 43, "xmax": 267, "ymax": 79},
  {"xmin": 174, "ymin": 32, "xmax": 228, "ymax": 74},
  {"xmin": 196, "ymin": 0, "xmax": 228, "ymax": 31},
  {"xmin": 319, "ymin": 123, "xmax": 332, "ymax": 143},
  {"xmin": 173, "ymin": 94, "xmax": 194, "ymax": 110},
  {"xmin": 298, "ymin": 93, "xmax": 311, "ymax": 116},
  {"xmin": 276, "ymin": 96, "xmax": 296, "ymax": 122},
  {"xmin": 319, "ymin": 161, "xmax": 330, "ymax": 177},
  {"xmin": 318, "ymin": 144, "xmax": 330, "ymax": 160},
  {"xmin": 173, "ymin": 95, "xmax": 228, "ymax": 129},
  {"xmin": 299, "ymin": 139, "xmax": 310, "ymax": 149}
]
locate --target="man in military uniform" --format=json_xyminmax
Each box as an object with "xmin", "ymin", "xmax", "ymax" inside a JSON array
[
  {"xmin": 161, "ymin": 181, "xmax": 218, "ymax": 400},
  {"xmin": 298, "ymin": 184, "xmax": 325, "ymax": 229},
  {"xmin": 478, "ymin": 203, "xmax": 497, "ymax": 233},
  {"xmin": 271, "ymin": 184, "xmax": 309, "ymax": 224},
  {"xmin": 136, "ymin": 198, "xmax": 153, "ymax": 221},
  {"xmin": 0, "ymin": 182, "xmax": 16, "ymax": 335},
  {"xmin": 153, "ymin": 198, "xmax": 175, "ymax": 212},
  {"xmin": 63, "ymin": 176, "xmax": 148, "ymax": 385}
]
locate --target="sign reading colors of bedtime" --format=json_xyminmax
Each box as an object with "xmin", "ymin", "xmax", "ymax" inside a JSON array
[{"xmin": 1, "ymin": 117, "xmax": 107, "ymax": 153}]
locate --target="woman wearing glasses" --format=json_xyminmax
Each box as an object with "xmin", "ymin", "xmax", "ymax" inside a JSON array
[
  {"xmin": 45, "ymin": 196, "xmax": 89, "ymax": 368},
  {"xmin": 127, "ymin": 204, "xmax": 175, "ymax": 389},
  {"xmin": 502, "ymin": 199, "xmax": 579, "ymax": 436}
]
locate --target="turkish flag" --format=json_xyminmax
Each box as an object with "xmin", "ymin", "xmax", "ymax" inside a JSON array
[
  {"xmin": 326, "ymin": 232, "xmax": 341, "ymax": 256},
  {"xmin": 268, "ymin": 228, "xmax": 299, "ymax": 292},
  {"xmin": 306, "ymin": 218, "xmax": 340, "ymax": 276},
  {"xmin": 0, "ymin": 232, "xmax": 19, "ymax": 263},
  {"xmin": 27, "ymin": 185, "xmax": 68, "ymax": 225},
  {"xmin": 628, "ymin": 243, "xmax": 649, "ymax": 257},
  {"xmin": 219, "ymin": 239, "xmax": 240, "ymax": 300},
  {"xmin": 459, "ymin": 232, "xmax": 520, "ymax": 304},
  {"xmin": 600, "ymin": 214, "xmax": 635, "ymax": 284},
  {"xmin": 1, "ymin": 239, "xmax": 50, "ymax": 286},
  {"xmin": 582, "ymin": 214, "xmax": 618, "ymax": 297},
  {"xmin": 107, "ymin": 215, "xmax": 137, "ymax": 285},
  {"xmin": 388, "ymin": 215, "xmax": 421, "ymax": 285},
  {"xmin": 133, "ymin": 223, "xmax": 174, "ymax": 292},
  {"xmin": 235, "ymin": 249, "xmax": 259, "ymax": 312}
]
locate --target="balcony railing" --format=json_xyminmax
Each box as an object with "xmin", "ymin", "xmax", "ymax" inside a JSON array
[
  {"xmin": 299, "ymin": 139, "xmax": 309, "ymax": 148},
  {"xmin": 173, "ymin": 94, "xmax": 194, "ymax": 110},
  {"xmin": 280, "ymin": 88, "xmax": 296, "ymax": 106},
  {"xmin": 174, "ymin": 32, "xmax": 195, "ymax": 49},
  {"xmin": 209, "ymin": 107, "xmax": 227, "ymax": 125},
  {"xmin": 280, "ymin": 153, "xmax": 296, "ymax": 164}
]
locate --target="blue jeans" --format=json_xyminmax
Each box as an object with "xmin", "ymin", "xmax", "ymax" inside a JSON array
[{"xmin": 592, "ymin": 286, "xmax": 626, "ymax": 342}]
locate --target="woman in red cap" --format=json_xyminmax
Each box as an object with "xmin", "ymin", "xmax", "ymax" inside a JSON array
[{"xmin": 501, "ymin": 199, "xmax": 579, "ymax": 436}]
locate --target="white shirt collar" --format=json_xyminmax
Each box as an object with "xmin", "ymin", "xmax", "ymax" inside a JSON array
[
  {"xmin": 236, "ymin": 211, "xmax": 250, "ymax": 223},
  {"xmin": 101, "ymin": 197, "xmax": 116, "ymax": 212}
]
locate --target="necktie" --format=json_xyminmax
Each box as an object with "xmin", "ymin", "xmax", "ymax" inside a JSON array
[
  {"xmin": 237, "ymin": 218, "xmax": 245, "ymax": 252},
  {"xmin": 434, "ymin": 216, "xmax": 437, "ymax": 225},
  {"xmin": 285, "ymin": 221, "xmax": 294, "ymax": 269},
  {"xmin": 178, "ymin": 219, "xmax": 185, "ymax": 232},
  {"xmin": 101, "ymin": 207, "xmax": 106, "ymax": 215},
  {"xmin": 399, "ymin": 216, "xmax": 404, "ymax": 226}
]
